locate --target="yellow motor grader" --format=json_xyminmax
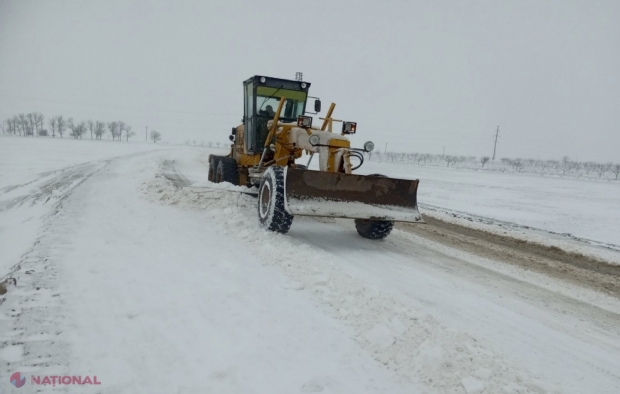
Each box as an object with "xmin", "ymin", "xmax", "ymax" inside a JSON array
[{"xmin": 208, "ymin": 75, "xmax": 423, "ymax": 239}]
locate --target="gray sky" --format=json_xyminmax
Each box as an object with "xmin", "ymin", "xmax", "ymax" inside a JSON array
[{"xmin": 1, "ymin": 0, "xmax": 618, "ymax": 161}]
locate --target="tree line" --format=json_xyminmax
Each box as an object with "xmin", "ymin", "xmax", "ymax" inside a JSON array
[
  {"xmin": 1, "ymin": 112, "xmax": 162, "ymax": 143},
  {"xmin": 187, "ymin": 141, "xmax": 226, "ymax": 148},
  {"xmin": 368, "ymin": 151, "xmax": 620, "ymax": 181}
]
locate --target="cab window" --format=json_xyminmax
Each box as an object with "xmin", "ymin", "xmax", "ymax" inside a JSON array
[{"xmin": 256, "ymin": 87, "xmax": 306, "ymax": 120}]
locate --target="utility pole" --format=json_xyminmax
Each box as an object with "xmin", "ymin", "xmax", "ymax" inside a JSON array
[
  {"xmin": 492, "ymin": 126, "xmax": 499, "ymax": 161},
  {"xmin": 145, "ymin": 126, "xmax": 148, "ymax": 142},
  {"xmin": 384, "ymin": 143, "xmax": 387, "ymax": 154},
  {"xmin": 442, "ymin": 146, "xmax": 445, "ymax": 157}
]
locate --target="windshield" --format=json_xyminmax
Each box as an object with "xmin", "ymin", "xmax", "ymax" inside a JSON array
[{"xmin": 256, "ymin": 86, "xmax": 307, "ymax": 119}]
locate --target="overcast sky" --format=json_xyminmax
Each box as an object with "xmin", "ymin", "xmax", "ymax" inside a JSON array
[{"xmin": 1, "ymin": 0, "xmax": 618, "ymax": 161}]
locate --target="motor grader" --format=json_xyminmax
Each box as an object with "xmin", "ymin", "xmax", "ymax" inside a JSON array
[{"xmin": 208, "ymin": 75, "xmax": 423, "ymax": 239}]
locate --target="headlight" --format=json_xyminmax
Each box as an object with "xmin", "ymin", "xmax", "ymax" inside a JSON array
[
  {"xmin": 309, "ymin": 134, "xmax": 320, "ymax": 146},
  {"xmin": 342, "ymin": 121, "xmax": 357, "ymax": 134},
  {"xmin": 363, "ymin": 141, "xmax": 375, "ymax": 152},
  {"xmin": 301, "ymin": 82, "xmax": 307, "ymax": 89},
  {"xmin": 297, "ymin": 115, "xmax": 312, "ymax": 128},
  {"xmin": 260, "ymin": 77, "xmax": 266, "ymax": 83}
]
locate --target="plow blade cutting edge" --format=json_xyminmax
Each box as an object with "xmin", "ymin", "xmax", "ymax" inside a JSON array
[{"xmin": 283, "ymin": 168, "xmax": 424, "ymax": 223}]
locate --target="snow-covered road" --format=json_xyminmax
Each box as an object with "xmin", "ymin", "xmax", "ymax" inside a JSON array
[{"xmin": 2, "ymin": 144, "xmax": 620, "ymax": 394}]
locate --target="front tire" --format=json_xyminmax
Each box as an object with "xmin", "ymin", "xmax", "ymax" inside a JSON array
[
  {"xmin": 354, "ymin": 172, "xmax": 394, "ymax": 240},
  {"xmin": 258, "ymin": 167, "xmax": 293, "ymax": 233},
  {"xmin": 355, "ymin": 220, "xmax": 394, "ymax": 240}
]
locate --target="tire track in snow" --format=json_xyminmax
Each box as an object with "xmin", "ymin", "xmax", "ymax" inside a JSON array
[
  {"xmin": 145, "ymin": 163, "xmax": 574, "ymax": 394},
  {"xmin": 0, "ymin": 150, "xmax": 167, "ymax": 390},
  {"xmin": 0, "ymin": 161, "xmax": 107, "ymax": 212},
  {"xmin": 0, "ymin": 164, "xmax": 108, "ymax": 388}
]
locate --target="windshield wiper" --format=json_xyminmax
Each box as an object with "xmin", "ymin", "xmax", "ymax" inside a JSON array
[{"xmin": 258, "ymin": 87, "xmax": 282, "ymax": 112}]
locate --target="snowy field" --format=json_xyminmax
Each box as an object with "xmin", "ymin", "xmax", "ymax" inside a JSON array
[
  {"xmin": 1, "ymin": 136, "xmax": 620, "ymax": 394},
  {"xmin": 0, "ymin": 136, "xmax": 169, "ymax": 190},
  {"xmin": 358, "ymin": 161, "xmax": 620, "ymax": 248}
]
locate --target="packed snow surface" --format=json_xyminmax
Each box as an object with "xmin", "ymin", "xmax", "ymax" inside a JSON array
[{"xmin": 1, "ymin": 136, "xmax": 620, "ymax": 394}]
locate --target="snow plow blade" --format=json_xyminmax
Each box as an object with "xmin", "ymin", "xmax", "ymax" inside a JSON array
[{"xmin": 283, "ymin": 168, "xmax": 424, "ymax": 223}]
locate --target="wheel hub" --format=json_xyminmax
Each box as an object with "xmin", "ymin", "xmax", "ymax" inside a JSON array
[{"xmin": 259, "ymin": 182, "xmax": 271, "ymax": 218}]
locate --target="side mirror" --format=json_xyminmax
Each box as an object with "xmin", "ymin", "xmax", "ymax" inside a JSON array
[
  {"xmin": 231, "ymin": 127, "xmax": 236, "ymax": 135},
  {"xmin": 229, "ymin": 134, "xmax": 235, "ymax": 142},
  {"xmin": 314, "ymin": 99, "xmax": 321, "ymax": 113}
]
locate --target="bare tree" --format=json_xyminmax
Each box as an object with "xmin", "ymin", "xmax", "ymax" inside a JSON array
[
  {"xmin": 94, "ymin": 121, "xmax": 106, "ymax": 139},
  {"xmin": 23, "ymin": 114, "xmax": 33, "ymax": 136},
  {"xmin": 7, "ymin": 118, "xmax": 16, "ymax": 134},
  {"xmin": 8, "ymin": 116, "xmax": 21, "ymax": 135},
  {"xmin": 27, "ymin": 113, "xmax": 37, "ymax": 136},
  {"xmin": 417, "ymin": 153, "xmax": 431, "ymax": 165},
  {"xmin": 612, "ymin": 164, "xmax": 620, "ymax": 180},
  {"xmin": 125, "ymin": 125, "xmax": 135, "ymax": 141},
  {"xmin": 107, "ymin": 121, "xmax": 119, "ymax": 140},
  {"xmin": 480, "ymin": 156, "xmax": 490, "ymax": 168},
  {"xmin": 34, "ymin": 112, "xmax": 44, "ymax": 135},
  {"xmin": 444, "ymin": 155, "xmax": 459, "ymax": 167},
  {"xmin": 88, "ymin": 120, "xmax": 95, "ymax": 139},
  {"xmin": 14, "ymin": 115, "xmax": 22, "ymax": 135},
  {"xmin": 67, "ymin": 118, "xmax": 75, "ymax": 137},
  {"xmin": 56, "ymin": 115, "xmax": 66, "ymax": 138},
  {"xmin": 68, "ymin": 118, "xmax": 87, "ymax": 139},
  {"xmin": 150, "ymin": 130, "xmax": 161, "ymax": 143},
  {"xmin": 48, "ymin": 117, "xmax": 57, "ymax": 137},
  {"xmin": 561, "ymin": 156, "xmax": 577, "ymax": 175},
  {"xmin": 594, "ymin": 163, "xmax": 611, "ymax": 178},
  {"xmin": 117, "ymin": 121, "xmax": 126, "ymax": 141},
  {"xmin": 513, "ymin": 159, "xmax": 525, "ymax": 172},
  {"xmin": 78, "ymin": 121, "xmax": 87, "ymax": 138}
]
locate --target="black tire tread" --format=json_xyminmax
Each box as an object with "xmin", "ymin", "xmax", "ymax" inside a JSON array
[
  {"xmin": 354, "ymin": 219, "xmax": 394, "ymax": 240},
  {"xmin": 208, "ymin": 154, "xmax": 225, "ymax": 182},
  {"xmin": 259, "ymin": 167, "xmax": 293, "ymax": 233},
  {"xmin": 216, "ymin": 157, "xmax": 239, "ymax": 185}
]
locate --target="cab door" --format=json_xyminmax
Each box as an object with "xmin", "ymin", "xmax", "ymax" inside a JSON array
[{"xmin": 243, "ymin": 82, "xmax": 255, "ymax": 154}]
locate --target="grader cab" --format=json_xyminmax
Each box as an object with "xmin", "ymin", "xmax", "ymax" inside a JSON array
[{"xmin": 208, "ymin": 75, "xmax": 423, "ymax": 240}]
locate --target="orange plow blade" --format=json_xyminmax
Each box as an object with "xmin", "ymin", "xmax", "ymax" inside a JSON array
[{"xmin": 283, "ymin": 168, "xmax": 424, "ymax": 223}]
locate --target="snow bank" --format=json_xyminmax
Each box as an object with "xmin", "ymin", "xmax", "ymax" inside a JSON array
[{"xmin": 143, "ymin": 169, "xmax": 560, "ymax": 394}]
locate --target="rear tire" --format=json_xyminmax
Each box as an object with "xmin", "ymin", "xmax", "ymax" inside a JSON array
[
  {"xmin": 354, "ymin": 173, "xmax": 394, "ymax": 240},
  {"xmin": 354, "ymin": 220, "xmax": 394, "ymax": 240},
  {"xmin": 208, "ymin": 155, "xmax": 223, "ymax": 182},
  {"xmin": 215, "ymin": 157, "xmax": 239, "ymax": 185},
  {"xmin": 258, "ymin": 167, "xmax": 293, "ymax": 233}
]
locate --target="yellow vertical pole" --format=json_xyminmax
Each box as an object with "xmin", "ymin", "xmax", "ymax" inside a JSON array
[
  {"xmin": 320, "ymin": 103, "xmax": 336, "ymax": 131},
  {"xmin": 264, "ymin": 97, "xmax": 286, "ymax": 148}
]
